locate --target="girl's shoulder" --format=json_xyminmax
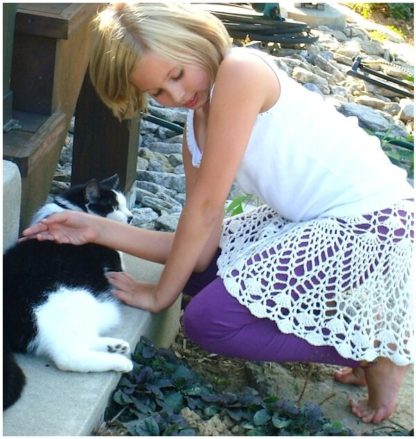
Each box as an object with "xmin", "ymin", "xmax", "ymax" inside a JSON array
[
  {"xmin": 217, "ymin": 47, "xmax": 278, "ymax": 83},
  {"xmin": 220, "ymin": 47, "xmax": 271, "ymax": 72},
  {"xmin": 216, "ymin": 48, "xmax": 280, "ymax": 113}
]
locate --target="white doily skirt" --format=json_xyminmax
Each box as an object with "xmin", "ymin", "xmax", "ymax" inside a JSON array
[{"xmin": 217, "ymin": 200, "xmax": 414, "ymax": 366}]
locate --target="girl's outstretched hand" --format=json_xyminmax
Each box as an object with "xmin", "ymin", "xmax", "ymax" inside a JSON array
[
  {"xmin": 21, "ymin": 211, "xmax": 98, "ymax": 245},
  {"xmin": 106, "ymin": 271, "xmax": 159, "ymax": 312}
]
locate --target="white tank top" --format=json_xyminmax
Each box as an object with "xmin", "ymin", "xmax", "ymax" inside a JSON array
[{"xmin": 186, "ymin": 47, "xmax": 413, "ymax": 220}]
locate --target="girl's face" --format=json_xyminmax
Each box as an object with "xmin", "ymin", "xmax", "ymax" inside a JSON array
[{"xmin": 130, "ymin": 52, "xmax": 211, "ymax": 110}]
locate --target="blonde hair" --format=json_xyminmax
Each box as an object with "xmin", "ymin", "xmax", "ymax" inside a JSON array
[{"xmin": 89, "ymin": 2, "xmax": 232, "ymax": 120}]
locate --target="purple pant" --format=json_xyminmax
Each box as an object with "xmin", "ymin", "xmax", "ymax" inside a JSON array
[{"xmin": 183, "ymin": 250, "xmax": 359, "ymax": 367}]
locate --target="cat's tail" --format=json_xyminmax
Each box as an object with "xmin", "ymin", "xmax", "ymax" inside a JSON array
[{"xmin": 3, "ymin": 337, "xmax": 26, "ymax": 410}]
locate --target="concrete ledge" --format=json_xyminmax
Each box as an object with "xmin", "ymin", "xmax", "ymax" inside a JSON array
[
  {"xmin": 3, "ymin": 160, "xmax": 21, "ymax": 251},
  {"xmin": 3, "ymin": 255, "xmax": 181, "ymax": 436},
  {"xmin": 281, "ymin": 3, "xmax": 346, "ymax": 30}
]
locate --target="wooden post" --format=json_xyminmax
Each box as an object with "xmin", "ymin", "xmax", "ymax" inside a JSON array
[{"xmin": 71, "ymin": 70, "xmax": 139, "ymax": 194}]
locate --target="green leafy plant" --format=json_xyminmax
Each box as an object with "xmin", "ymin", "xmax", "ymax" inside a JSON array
[
  {"xmin": 368, "ymin": 30, "xmax": 388, "ymax": 42},
  {"xmin": 388, "ymin": 4, "xmax": 413, "ymax": 20},
  {"xmin": 225, "ymin": 194, "xmax": 254, "ymax": 216},
  {"xmin": 104, "ymin": 337, "xmax": 355, "ymax": 436},
  {"xmin": 374, "ymin": 131, "xmax": 414, "ymax": 177},
  {"xmin": 347, "ymin": 3, "xmax": 413, "ymax": 21}
]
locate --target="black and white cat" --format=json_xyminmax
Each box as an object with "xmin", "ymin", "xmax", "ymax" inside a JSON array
[{"xmin": 3, "ymin": 175, "xmax": 134, "ymax": 410}]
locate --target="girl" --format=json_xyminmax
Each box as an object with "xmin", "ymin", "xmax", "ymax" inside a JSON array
[{"xmin": 23, "ymin": 2, "xmax": 414, "ymax": 424}]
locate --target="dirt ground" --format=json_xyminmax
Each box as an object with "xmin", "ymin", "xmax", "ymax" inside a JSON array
[{"xmin": 172, "ymin": 323, "xmax": 414, "ymax": 436}]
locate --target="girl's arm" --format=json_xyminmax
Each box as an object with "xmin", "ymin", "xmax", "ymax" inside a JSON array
[
  {"xmin": 22, "ymin": 129, "xmax": 222, "ymax": 270},
  {"xmin": 148, "ymin": 52, "xmax": 278, "ymax": 311},
  {"xmin": 23, "ymin": 211, "xmax": 175, "ymax": 264},
  {"xmin": 181, "ymin": 127, "xmax": 224, "ymax": 272}
]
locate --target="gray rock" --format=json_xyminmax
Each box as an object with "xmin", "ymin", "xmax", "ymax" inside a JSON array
[
  {"xmin": 382, "ymin": 102, "xmax": 401, "ymax": 116},
  {"xmin": 131, "ymin": 207, "xmax": 159, "ymax": 228},
  {"xmin": 292, "ymin": 67, "xmax": 330, "ymax": 94},
  {"xmin": 136, "ymin": 180, "xmax": 178, "ymax": 198},
  {"xmin": 317, "ymin": 25, "xmax": 348, "ymax": 42},
  {"xmin": 354, "ymin": 95, "xmax": 390, "ymax": 110},
  {"xmin": 174, "ymin": 193, "xmax": 186, "ymax": 206},
  {"xmin": 339, "ymin": 102, "xmax": 407, "ymax": 136},
  {"xmin": 140, "ymin": 196, "xmax": 169, "ymax": 213},
  {"xmin": 313, "ymin": 54, "xmax": 345, "ymax": 81},
  {"xmin": 148, "ymin": 105, "xmax": 189, "ymax": 125},
  {"xmin": 165, "ymin": 134, "xmax": 184, "ymax": 144},
  {"xmin": 336, "ymin": 40, "xmax": 361, "ymax": 59},
  {"xmin": 174, "ymin": 165, "xmax": 185, "ymax": 175},
  {"xmin": 137, "ymin": 170, "xmax": 186, "ymax": 193},
  {"xmin": 136, "ymin": 157, "xmax": 149, "ymax": 171},
  {"xmin": 398, "ymin": 99, "xmax": 414, "ymax": 123},
  {"xmin": 168, "ymin": 153, "xmax": 184, "ymax": 167},
  {"xmin": 155, "ymin": 213, "xmax": 181, "ymax": 232},
  {"xmin": 137, "ymin": 188, "xmax": 182, "ymax": 214},
  {"xmin": 303, "ymin": 83, "xmax": 324, "ymax": 96},
  {"xmin": 147, "ymin": 142, "xmax": 183, "ymax": 154},
  {"xmin": 358, "ymin": 39, "xmax": 385, "ymax": 56}
]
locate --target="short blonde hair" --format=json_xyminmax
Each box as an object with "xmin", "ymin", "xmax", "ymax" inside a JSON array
[{"xmin": 89, "ymin": 2, "xmax": 232, "ymax": 120}]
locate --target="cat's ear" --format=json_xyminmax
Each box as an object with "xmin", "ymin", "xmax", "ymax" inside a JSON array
[
  {"xmin": 100, "ymin": 174, "xmax": 120, "ymax": 190},
  {"xmin": 85, "ymin": 179, "xmax": 100, "ymax": 202}
]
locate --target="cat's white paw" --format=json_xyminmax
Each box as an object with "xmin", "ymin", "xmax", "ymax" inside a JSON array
[
  {"xmin": 114, "ymin": 356, "xmax": 133, "ymax": 372},
  {"xmin": 106, "ymin": 339, "xmax": 131, "ymax": 356}
]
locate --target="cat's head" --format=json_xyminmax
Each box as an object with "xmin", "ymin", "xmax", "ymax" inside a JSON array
[{"xmin": 55, "ymin": 174, "xmax": 133, "ymax": 224}]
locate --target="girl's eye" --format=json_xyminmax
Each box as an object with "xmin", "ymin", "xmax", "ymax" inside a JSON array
[{"xmin": 172, "ymin": 70, "xmax": 184, "ymax": 81}]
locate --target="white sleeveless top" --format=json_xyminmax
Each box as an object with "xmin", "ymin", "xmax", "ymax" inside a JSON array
[{"xmin": 186, "ymin": 47, "xmax": 413, "ymax": 221}]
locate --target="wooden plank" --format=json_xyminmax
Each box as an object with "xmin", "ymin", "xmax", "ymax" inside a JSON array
[
  {"xmin": 15, "ymin": 5, "xmax": 70, "ymax": 39},
  {"xmin": 10, "ymin": 33, "xmax": 56, "ymax": 114},
  {"xmin": 12, "ymin": 110, "xmax": 49, "ymax": 133},
  {"xmin": 3, "ymin": 111, "xmax": 66, "ymax": 177},
  {"xmin": 15, "ymin": 3, "xmax": 100, "ymax": 39}
]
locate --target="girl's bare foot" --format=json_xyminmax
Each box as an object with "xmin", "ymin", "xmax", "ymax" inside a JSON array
[
  {"xmin": 334, "ymin": 367, "xmax": 366, "ymax": 385},
  {"xmin": 349, "ymin": 358, "xmax": 408, "ymax": 423}
]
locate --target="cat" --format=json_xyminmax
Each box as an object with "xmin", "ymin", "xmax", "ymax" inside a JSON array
[{"xmin": 3, "ymin": 174, "xmax": 135, "ymax": 410}]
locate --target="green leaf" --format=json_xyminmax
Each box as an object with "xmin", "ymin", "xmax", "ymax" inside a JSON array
[
  {"xmin": 225, "ymin": 194, "xmax": 253, "ymax": 216},
  {"xmin": 173, "ymin": 364, "xmax": 192, "ymax": 379},
  {"xmin": 204, "ymin": 405, "xmax": 220, "ymax": 417},
  {"xmin": 127, "ymin": 417, "xmax": 160, "ymax": 436},
  {"xmin": 184, "ymin": 384, "xmax": 208, "ymax": 397},
  {"xmin": 113, "ymin": 389, "xmax": 133, "ymax": 405},
  {"xmin": 253, "ymin": 408, "xmax": 271, "ymax": 426},
  {"xmin": 144, "ymin": 417, "xmax": 161, "ymax": 436},
  {"xmin": 247, "ymin": 426, "xmax": 267, "ymax": 436},
  {"xmin": 141, "ymin": 344, "xmax": 156, "ymax": 359},
  {"xmin": 163, "ymin": 391, "xmax": 184, "ymax": 413},
  {"xmin": 272, "ymin": 415, "xmax": 291, "ymax": 429},
  {"xmin": 177, "ymin": 428, "xmax": 198, "ymax": 435},
  {"xmin": 226, "ymin": 408, "xmax": 244, "ymax": 421}
]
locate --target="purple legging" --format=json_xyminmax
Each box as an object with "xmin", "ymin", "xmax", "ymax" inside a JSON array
[{"xmin": 183, "ymin": 250, "xmax": 360, "ymax": 367}]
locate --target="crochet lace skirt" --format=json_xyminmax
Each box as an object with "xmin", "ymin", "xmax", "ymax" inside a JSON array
[{"xmin": 217, "ymin": 199, "xmax": 414, "ymax": 366}]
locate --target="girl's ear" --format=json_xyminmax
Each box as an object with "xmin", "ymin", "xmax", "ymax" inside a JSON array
[
  {"xmin": 84, "ymin": 179, "xmax": 101, "ymax": 202},
  {"xmin": 100, "ymin": 174, "xmax": 120, "ymax": 190}
]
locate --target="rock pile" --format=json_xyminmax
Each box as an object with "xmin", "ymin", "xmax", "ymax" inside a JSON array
[{"xmin": 52, "ymin": 16, "xmax": 414, "ymax": 232}]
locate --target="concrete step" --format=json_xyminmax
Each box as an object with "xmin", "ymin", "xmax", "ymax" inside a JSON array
[{"xmin": 3, "ymin": 255, "xmax": 181, "ymax": 436}]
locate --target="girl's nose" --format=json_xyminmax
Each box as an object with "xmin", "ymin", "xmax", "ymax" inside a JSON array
[{"xmin": 168, "ymin": 83, "xmax": 185, "ymax": 106}]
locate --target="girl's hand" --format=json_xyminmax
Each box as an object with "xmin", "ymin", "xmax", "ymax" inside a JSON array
[
  {"xmin": 21, "ymin": 211, "xmax": 98, "ymax": 245},
  {"xmin": 106, "ymin": 271, "xmax": 159, "ymax": 312}
]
